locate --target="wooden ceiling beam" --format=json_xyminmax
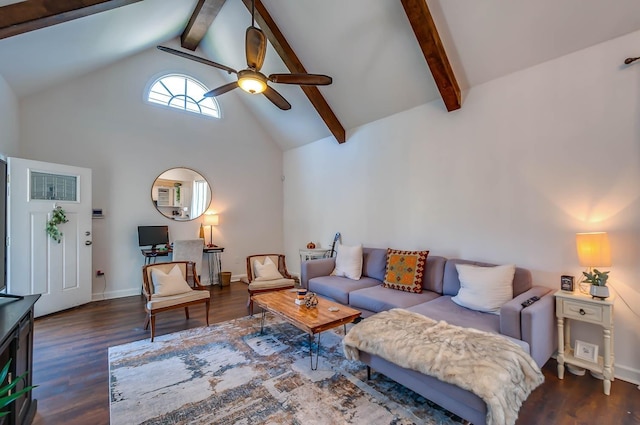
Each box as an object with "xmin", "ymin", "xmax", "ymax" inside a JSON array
[
  {"xmin": 181, "ymin": 0, "xmax": 227, "ymax": 51},
  {"xmin": 0, "ymin": 0, "xmax": 142, "ymax": 40},
  {"xmin": 241, "ymin": 0, "xmax": 346, "ymax": 144},
  {"xmin": 400, "ymin": 0, "xmax": 461, "ymax": 112}
]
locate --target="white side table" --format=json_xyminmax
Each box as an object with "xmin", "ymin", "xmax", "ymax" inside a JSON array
[
  {"xmin": 554, "ymin": 290, "xmax": 615, "ymax": 395},
  {"xmin": 299, "ymin": 248, "xmax": 331, "ymax": 261}
]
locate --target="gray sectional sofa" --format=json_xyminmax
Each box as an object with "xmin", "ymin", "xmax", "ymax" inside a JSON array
[{"xmin": 301, "ymin": 247, "xmax": 556, "ymax": 425}]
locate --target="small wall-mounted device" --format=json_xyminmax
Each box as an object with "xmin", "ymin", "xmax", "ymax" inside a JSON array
[{"xmin": 561, "ymin": 275, "xmax": 574, "ymax": 291}]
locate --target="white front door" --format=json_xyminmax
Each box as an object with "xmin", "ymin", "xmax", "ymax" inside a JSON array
[{"xmin": 7, "ymin": 158, "xmax": 92, "ymax": 317}]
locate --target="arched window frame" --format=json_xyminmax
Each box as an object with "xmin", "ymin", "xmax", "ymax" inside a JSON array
[{"xmin": 146, "ymin": 73, "xmax": 221, "ymax": 119}]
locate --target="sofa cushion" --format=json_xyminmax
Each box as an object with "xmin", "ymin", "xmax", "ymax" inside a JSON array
[
  {"xmin": 349, "ymin": 285, "xmax": 440, "ymax": 313},
  {"xmin": 331, "ymin": 243, "xmax": 363, "ymax": 280},
  {"xmin": 308, "ymin": 275, "xmax": 380, "ymax": 305},
  {"xmin": 452, "ymin": 263, "xmax": 515, "ymax": 314},
  {"xmin": 422, "ymin": 255, "xmax": 447, "ymax": 294},
  {"xmin": 383, "ymin": 249, "xmax": 429, "ymax": 293},
  {"xmin": 407, "ymin": 296, "xmax": 501, "ymax": 335},
  {"xmin": 361, "ymin": 248, "xmax": 387, "ymax": 281},
  {"xmin": 443, "ymin": 258, "xmax": 532, "ymax": 297}
]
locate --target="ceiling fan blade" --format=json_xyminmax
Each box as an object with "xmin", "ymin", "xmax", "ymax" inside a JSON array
[
  {"xmin": 246, "ymin": 26, "xmax": 267, "ymax": 71},
  {"xmin": 204, "ymin": 82, "xmax": 239, "ymax": 98},
  {"xmin": 263, "ymin": 86, "xmax": 291, "ymax": 110},
  {"xmin": 157, "ymin": 46, "xmax": 237, "ymax": 75},
  {"xmin": 268, "ymin": 73, "xmax": 332, "ymax": 86}
]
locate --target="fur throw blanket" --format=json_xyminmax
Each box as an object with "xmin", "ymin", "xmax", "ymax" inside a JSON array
[{"xmin": 343, "ymin": 308, "xmax": 544, "ymax": 425}]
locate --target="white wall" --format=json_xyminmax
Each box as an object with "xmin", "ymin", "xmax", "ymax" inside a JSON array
[
  {"xmin": 18, "ymin": 46, "xmax": 285, "ymax": 299},
  {"xmin": 284, "ymin": 30, "xmax": 640, "ymax": 383},
  {"xmin": 0, "ymin": 73, "xmax": 20, "ymax": 156}
]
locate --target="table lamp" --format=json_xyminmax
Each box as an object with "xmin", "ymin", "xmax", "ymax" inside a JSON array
[
  {"xmin": 576, "ymin": 232, "xmax": 611, "ymax": 295},
  {"xmin": 204, "ymin": 213, "xmax": 219, "ymax": 247}
]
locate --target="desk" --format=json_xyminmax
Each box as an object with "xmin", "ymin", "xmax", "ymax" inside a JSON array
[
  {"xmin": 204, "ymin": 246, "xmax": 224, "ymax": 285},
  {"xmin": 141, "ymin": 246, "xmax": 225, "ymax": 285},
  {"xmin": 141, "ymin": 248, "xmax": 171, "ymax": 265}
]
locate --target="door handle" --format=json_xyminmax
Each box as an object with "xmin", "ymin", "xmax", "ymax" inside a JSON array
[
  {"xmin": 85, "ymin": 241, "xmax": 92, "ymax": 246},
  {"xmin": 85, "ymin": 231, "xmax": 91, "ymax": 236}
]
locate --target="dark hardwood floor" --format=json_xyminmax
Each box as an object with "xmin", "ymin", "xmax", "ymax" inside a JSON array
[{"xmin": 30, "ymin": 282, "xmax": 638, "ymax": 425}]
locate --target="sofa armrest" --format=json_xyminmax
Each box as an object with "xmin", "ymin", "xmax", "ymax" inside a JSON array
[
  {"xmin": 521, "ymin": 290, "xmax": 557, "ymax": 367},
  {"xmin": 300, "ymin": 258, "xmax": 336, "ymax": 289},
  {"xmin": 500, "ymin": 286, "xmax": 555, "ymax": 367}
]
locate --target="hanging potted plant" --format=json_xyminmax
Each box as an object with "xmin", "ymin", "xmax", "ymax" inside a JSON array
[
  {"xmin": 46, "ymin": 206, "xmax": 68, "ymax": 243},
  {"xmin": 582, "ymin": 269, "xmax": 610, "ymax": 299}
]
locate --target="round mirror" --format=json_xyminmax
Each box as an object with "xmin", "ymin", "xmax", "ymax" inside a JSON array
[{"xmin": 151, "ymin": 167, "xmax": 211, "ymax": 221}]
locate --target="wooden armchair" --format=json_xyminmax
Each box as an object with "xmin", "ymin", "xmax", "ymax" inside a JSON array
[
  {"xmin": 245, "ymin": 254, "xmax": 298, "ymax": 315},
  {"xmin": 141, "ymin": 261, "xmax": 210, "ymax": 341}
]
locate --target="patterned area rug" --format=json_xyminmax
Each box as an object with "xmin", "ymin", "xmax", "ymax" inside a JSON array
[{"xmin": 109, "ymin": 315, "xmax": 465, "ymax": 425}]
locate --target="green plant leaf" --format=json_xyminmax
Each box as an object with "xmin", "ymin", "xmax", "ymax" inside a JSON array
[{"xmin": 0, "ymin": 361, "xmax": 10, "ymax": 386}]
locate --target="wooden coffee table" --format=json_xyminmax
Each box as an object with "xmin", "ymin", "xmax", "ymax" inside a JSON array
[{"xmin": 252, "ymin": 290, "xmax": 361, "ymax": 370}]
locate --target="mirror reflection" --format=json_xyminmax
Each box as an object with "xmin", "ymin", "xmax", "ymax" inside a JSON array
[{"xmin": 151, "ymin": 168, "xmax": 211, "ymax": 221}]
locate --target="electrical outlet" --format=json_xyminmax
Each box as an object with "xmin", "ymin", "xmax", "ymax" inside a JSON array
[{"xmin": 96, "ymin": 270, "xmax": 104, "ymax": 277}]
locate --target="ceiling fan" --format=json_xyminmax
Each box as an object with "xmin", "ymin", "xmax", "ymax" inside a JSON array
[{"xmin": 157, "ymin": 0, "xmax": 332, "ymax": 110}]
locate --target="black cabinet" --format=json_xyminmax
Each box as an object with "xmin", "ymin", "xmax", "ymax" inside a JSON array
[{"xmin": 0, "ymin": 295, "xmax": 39, "ymax": 425}]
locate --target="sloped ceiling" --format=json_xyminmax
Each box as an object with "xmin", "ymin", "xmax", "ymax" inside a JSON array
[{"xmin": 2, "ymin": 0, "xmax": 640, "ymax": 150}]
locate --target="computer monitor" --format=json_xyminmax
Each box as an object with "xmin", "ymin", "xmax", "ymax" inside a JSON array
[{"xmin": 137, "ymin": 226, "xmax": 169, "ymax": 250}]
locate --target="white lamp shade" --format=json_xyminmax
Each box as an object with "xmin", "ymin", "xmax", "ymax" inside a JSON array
[
  {"xmin": 204, "ymin": 213, "xmax": 219, "ymax": 226},
  {"xmin": 576, "ymin": 232, "xmax": 611, "ymax": 267}
]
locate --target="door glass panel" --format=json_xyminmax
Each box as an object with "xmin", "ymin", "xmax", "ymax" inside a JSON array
[{"xmin": 30, "ymin": 172, "xmax": 77, "ymax": 201}]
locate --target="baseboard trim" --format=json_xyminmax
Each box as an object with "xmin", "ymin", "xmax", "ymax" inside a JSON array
[
  {"xmin": 92, "ymin": 287, "xmax": 141, "ymax": 301},
  {"xmin": 615, "ymin": 364, "xmax": 640, "ymax": 386},
  {"xmin": 202, "ymin": 274, "xmax": 246, "ymax": 285},
  {"xmin": 93, "ymin": 275, "xmax": 248, "ymax": 300}
]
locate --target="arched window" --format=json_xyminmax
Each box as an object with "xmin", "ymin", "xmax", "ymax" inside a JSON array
[{"xmin": 147, "ymin": 74, "xmax": 220, "ymax": 118}]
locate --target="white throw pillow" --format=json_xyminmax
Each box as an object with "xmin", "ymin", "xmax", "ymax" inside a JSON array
[
  {"xmin": 451, "ymin": 263, "xmax": 516, "ymax": 315},
  {"xmin": 253, "ymin": 256, "xmax": 284, "ymax": 281},
  {"xmin": 151, "ymin": 265, "xmax": 192, "ymax": 296},
  {"xmin": 331, "ymin": 243, "xmax": 363, "ymax": 280}
]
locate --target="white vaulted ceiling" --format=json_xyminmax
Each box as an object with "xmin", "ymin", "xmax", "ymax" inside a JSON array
[{"xmin": 2, "ymin": 0, "xmax": 640, "ymax": 149}]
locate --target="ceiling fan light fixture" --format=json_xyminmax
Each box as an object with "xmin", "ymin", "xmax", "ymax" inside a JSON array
[{"xmin": 238, "ymin": 70, "xmax": 267, "ymax": 94}]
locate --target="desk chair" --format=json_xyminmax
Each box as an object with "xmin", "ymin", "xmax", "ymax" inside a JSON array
[
  {"xmin": 245, "ymin": 254, "xmax": 298, "ymax": 315},
  {"xmin": 141, "ymin": 261, "xmax": 210, "ymax": 341},
  {"xmin": 172, "ymin": 239, "xmax": 205, "ymax": 284}
]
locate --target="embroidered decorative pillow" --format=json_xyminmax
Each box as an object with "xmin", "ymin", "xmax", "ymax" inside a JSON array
[
  {"xmin": 383, "ymin": 249, "xmax": 429, "ymax": 293},
  {"xmin": 452, "ymin": 263, "xmax": 516, "ymax": 314},
  {"xmin": 253, "ymin": 256, "xmax": 284, "ymax": 281},
  {"xmin": 151, "ymin": 265, "xmax": 192, "ymax": 296},
  {"xmin": 330, "ymin": 243, "xmax": 363, "ymax": 280}
]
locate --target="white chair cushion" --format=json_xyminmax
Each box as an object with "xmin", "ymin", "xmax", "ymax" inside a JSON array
[
  {"xmin": 253, "ymin": 256, "xmax": 284, "ymax": 281},
  {"xmin": 248, "ymin": 278, "xmax": 295, "ymax": 291},
  {"xmin": 452, "ymin": 264, "xmax": 516, "ymax": 314},
  {"xmin": 331, "ymin": 243, "xmax": 363, "ymax": 280},
  {"xmin": 151, "ymin": 265, "xmax": 193, "ymax": 296},
  {"xmin": 146, "ymin": 289, "xmax": 210, "ymax": 310}
]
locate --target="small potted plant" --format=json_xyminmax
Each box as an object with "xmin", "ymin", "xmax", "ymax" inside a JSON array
[
  {"xmin": 0, "ymin": 359, "xmax": 35, "ymax": 417},
  {"xmin": 582, "ymin": 269, "xmax": 610, "ymax": 299}
]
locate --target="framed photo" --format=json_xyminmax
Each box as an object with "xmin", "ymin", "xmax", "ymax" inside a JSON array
[
  {"xmin": 574, "ymin": 340, "xmax": 599, "ymax": 363},
  {"xmin": 560, "ymin": 275, "xmax": 574, "ymax": 291}
]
